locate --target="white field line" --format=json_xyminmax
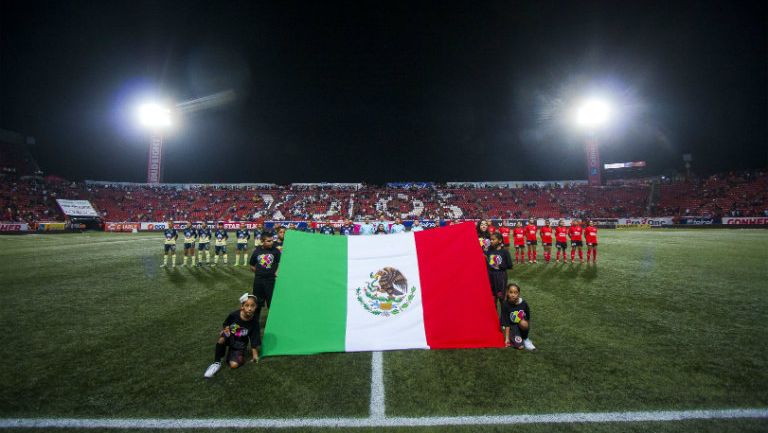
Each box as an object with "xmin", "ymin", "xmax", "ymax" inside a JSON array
[
  {"xmin": 1, "ymin": 409, "xmax": 767, "ymax": 429},
  {"xmin": 369, "ymin": 351, "xmax": 385, "ymax": 419}
]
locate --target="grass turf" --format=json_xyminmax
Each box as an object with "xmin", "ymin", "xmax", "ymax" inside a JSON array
[{"xmin": 0, "ymin": 229, "xmax": 766, "ymax": 431}]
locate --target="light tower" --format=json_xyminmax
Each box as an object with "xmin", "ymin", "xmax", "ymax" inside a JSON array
[
  {"xmin": 575, "ymin": 98, "xmax": 612, "ymax": 186},
  {"xmin": 133, "ymin": 90, "xmax": 234, "ymax": 184},
  {"xmin": 137, "ymin": 102, "xmax": 173, "ymax": 184}
]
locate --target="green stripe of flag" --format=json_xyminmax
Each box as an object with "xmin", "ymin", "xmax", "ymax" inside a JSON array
[{"xmin": 262, "ymin": 230, "xmax": 348, "ymax": 356}]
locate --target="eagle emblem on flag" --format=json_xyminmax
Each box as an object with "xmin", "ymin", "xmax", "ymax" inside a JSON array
[{"xmin": 355, "ymin": 267, "xmax": 416, "ymax": 317}]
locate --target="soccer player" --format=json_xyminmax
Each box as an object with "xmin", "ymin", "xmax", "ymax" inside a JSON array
[
  {"xmin": 512, "ymin": 221, "xmax": 525, "ymax": 264},
  {"xmin": 390, "ymin": 217, "xmax": 406, "ymax": 234},
  {"xmin": 203, "ymin": 293, "xmax": 260, "ymax": 378},
  {"xmin": 410, "ymin": 218, "xmax": 424, "ymax": 232},
  {"xmin": 500, "ymin": 283, "xmax": 535, "ymax": 351},
  {"xmin": 319, "ymin": 220, "xmax": 335, "ymax": 235},
  {"xmin": 161, "ymin": 220, "xmax": 178, "ymax": 268},
  {"xmin": 539, "ymin": 219, "xmax": 554, "ymax": 263},
  {"xmin": 197, "ymin": 222, "xmax": 212, "ymax": 266},
  {"xmin": 498, "ymin": 220, "xmax": 511, "ymax": 249},
  {"xmin": 212, "ymin": 222, "xmax": 229, "ymax": 266},
  {"xmin": 181, "ymin": 222, "xmax": 198, "ymax": 267},
  {"xmin": 359, "ymin": 217, "xmax": 375, "ymax": 235},
  {"xmin": 252, "ymin": 221, "xmax": 264, "ymax": 247},
  {"xmin": 249, "ymin": 232, "xmax": 281, "ymax": 320},
  {"xmin": 234, "ymin": 223, "xmax": 250, "ymax": 266},
  {"xmin": 487, "ymin": 220, "xmax": 497, "ymax": 235},
  {"xmin": 585, "ymin": 219, "xmax": 599, "ymax": 264},
  {"xmin": 554, "ymin": 219, "xmax": 569, "ymax": 264},
  {"xmin": 524, "ymin": 218, "xmax": 538, "ymax": 263},
  {"xmin": 376, "ymin": 214, "xmax": 389, "ymax": 233},
  {"xmin": 339, "ymin": 219, "xmax": 355, "ymax": 236},
  {"xmin": 568, "ymin": 219, "xmax": 584, "ymax": 263}
]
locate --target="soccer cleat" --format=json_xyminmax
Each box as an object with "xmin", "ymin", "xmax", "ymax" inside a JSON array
[
  {"xmin": 204, "ymin": 362, "xmax": 221, "ymax": 378},
  {"xmin": 523, "ymin": 339, "xmax": 536, "ymax": 351}
]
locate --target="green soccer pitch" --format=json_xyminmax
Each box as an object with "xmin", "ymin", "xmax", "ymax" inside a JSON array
[{"xmin": 0, "ymin": 229, "xmax": 767, "ymax": 433}]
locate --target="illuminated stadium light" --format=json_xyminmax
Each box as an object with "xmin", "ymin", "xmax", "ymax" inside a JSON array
[
  {"xmin": 137, "ymin": 102, "xmax": 173, "ymax": 129},
  {"xmin": 575, "ymin": 98, "xmax": 611, "ymax": 129}
]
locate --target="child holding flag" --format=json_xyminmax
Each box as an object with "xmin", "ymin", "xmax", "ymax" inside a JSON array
[
  {"xmin": 249, "ymin": 232, "xmax": 282, "ymax": 319},
  {"xmin": 500, "ymin": 283, "xmax": 535, "ymax": 351},
  {"xmin": 203, "ymin": 293, "xmax": 260, "ymax": 378}
]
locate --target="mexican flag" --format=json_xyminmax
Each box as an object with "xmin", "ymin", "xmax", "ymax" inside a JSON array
[{"xmin": 262, "ymin": 222, "xmax": 505, "ymax": 356}]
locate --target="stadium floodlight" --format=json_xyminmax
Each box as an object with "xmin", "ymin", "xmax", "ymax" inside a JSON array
[
  {"xmin": 137, "ymin": 102, "xmax": 173, "ymax": 130},
  {"xmin": 135, "ymin": 101, "xmax": 173, "ymax": 184},
  {"xmin": 573, "ymin": 96, "xmax": 613, "ymax": 187},
  {"xmin": 575, "ymin": 98, "xmax": 611, "ymax": 130}
]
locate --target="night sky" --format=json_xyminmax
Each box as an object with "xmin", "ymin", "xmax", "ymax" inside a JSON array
[{"xmin": 1, "ymin": 0, "xmax": 766, "ymax": 184}]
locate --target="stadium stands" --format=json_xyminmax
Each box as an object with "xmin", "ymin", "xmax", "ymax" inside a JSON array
[
  {"xmin": 2, "ymin": 170, "xmax": 766, "ymax": 224},
  {"xmin": 1, "ymin": 140, "xmax": 765, "ymax": 223}
]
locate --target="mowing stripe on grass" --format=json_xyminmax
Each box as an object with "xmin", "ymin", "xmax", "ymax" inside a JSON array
[
  {"xmin": 2, "ymin": 409, "xmax": 767, "ymax": 429},
  {"xmin": 369, "ymin": 351, "xmax": 385, "ymax": 419}
]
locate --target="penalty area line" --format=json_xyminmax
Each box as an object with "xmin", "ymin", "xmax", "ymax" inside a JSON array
[{"xmin": 1, "ymin": 409, "xmax": 767, "ymax": 429}]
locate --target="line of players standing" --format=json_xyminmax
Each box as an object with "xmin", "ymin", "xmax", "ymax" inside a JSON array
[
  {"xmin": 161, "ymin": 221, "xmax": 284, "ymax": 269},
  {"xmin": 479, "ymin": 218, "xmax": 599, "ymax": 265}
]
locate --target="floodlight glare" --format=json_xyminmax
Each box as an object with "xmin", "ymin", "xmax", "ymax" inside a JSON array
[
  {"xmin": 137, "ymin": 103, "xmax": 172, "ymax": 129},
  {"xmin": 575, "ymin": 98, "xmax": 611, "ymax": 129}
]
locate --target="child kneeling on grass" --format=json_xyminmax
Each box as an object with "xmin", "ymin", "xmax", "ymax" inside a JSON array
[
  {"xmin": 204, "ymin": 293, "xmax": 260, "ymax": 378},
  {"xmin": 500, "ymin": 283, "xmax": 536, "ymax": 351}
]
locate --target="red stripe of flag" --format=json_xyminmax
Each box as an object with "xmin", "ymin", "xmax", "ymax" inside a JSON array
[{"xmin": 415, "ymin": 222, "xmax": 505, "ymax": 349}]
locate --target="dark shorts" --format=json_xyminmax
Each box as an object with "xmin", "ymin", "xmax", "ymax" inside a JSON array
[
  {"xmin": 184, "ymin": 242, "xmax": 195, "ymax": 250},
  {"xmin": 556, "ymin": 241, "xmax": 568, "ymax": 249},
  {"xmin": 236, "ymin": 243, "xmax": 247, "ymax": 251},
  {"xmin": 489, "ymin": 271, "xmax": 507, "ymax": 298},
  {"xmin": 226, "ymin": 348, "xmax": 245, "ymax": 366},
  {"xmin": 253, "ymin": 278, "xmax": 276, "ymax": 308},
  {"xmin": 215, "ymin": 245, "xmax": 227, "ymax": 254},
  {"xmin": 571, "ymin": 240, "xmax": 583, "ymax": 248},
  {"xmin": 526, "ymin": 240, "xmax": 537, "ymax": 246},
  {"xmin": 542, "ymin": 242, "xmax": 552, "ymax": 247},
  {"xmin": 587, "ymin": 242, "xmax": 598, "ymax": 247},
  {"xmin": 164, "ymin": 244, "xmax": 176, "ymax": 253},
  {"xmin": 198, "ymin": 243, "xmax": 210, "ymax": 251},
  {"xmin": 514, "ymin": 244, "xmax": 525, "ymax": 249}
]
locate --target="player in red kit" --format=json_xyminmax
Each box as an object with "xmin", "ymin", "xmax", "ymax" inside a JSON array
[
  {"xmin": 554, "ymin": 220, "xmax": 569, "ymax": 263},
  {"xmin": 512, "ymin": 221, "xmax": 525, "ymax": 264},
  {"xmin": 539, "ymin": 219, "xmax": 554, "ymax": 263},
  {"xmin": 585, "ymin": 219, "xmax": 598, "ymax": 264},
  {"xmin": 498, "ymin": 220, "xmax": 511, "ymax": 249},
  {"xmin": 524, "ymin": 218, "xmax": 538, "ymax": 263},
  {"xmin": 487, "ymin": 220, "xmax": 497, "ymax": 235},
  {"xmin": 568, "ymin": 219, "xmax": 584, "ymax": 263}
]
